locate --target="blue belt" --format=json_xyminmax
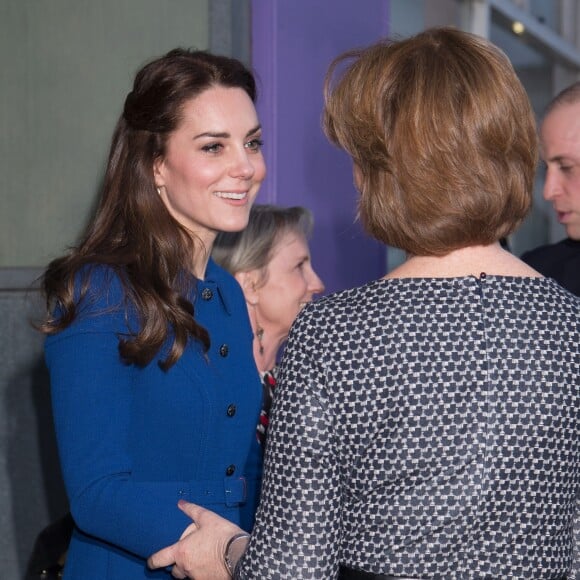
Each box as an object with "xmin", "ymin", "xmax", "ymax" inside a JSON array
[{"xmin": 179, "ymin": 476, "xmax": 247, "ymax": 507}]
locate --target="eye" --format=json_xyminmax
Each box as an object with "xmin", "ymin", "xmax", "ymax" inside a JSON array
[
  {"xmin": 201, "ymin": 142, "xmax": 223, "ymax": 153},
  {"xmin": 245, "ymin": 138, "xmax": 264, "ymax": 152}
]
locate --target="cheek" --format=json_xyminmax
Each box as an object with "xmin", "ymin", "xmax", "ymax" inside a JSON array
[
  {"xmin": 570, "ymin": 175, "xmax": 580, "ymax": 192},
  {"xmin": 283, "ymin": 296, "xmax": 303, "ymax": 330},
  {"xmin": 183, "ymin": 165, "xmax": 217, "ymax": 188},
  {"xmin": 261, "ymin": 274, "xmax": 306, "ymax": 319},
  {"xmin": 167, "ymin": 156, "xmax": 219, "ymax": 189},
  {"xmin": 272, "ymin": 281, "xmax": 301, "ymax": 318},
  {"xmin": 251, "ymin": 156, "xmax": 267, "ymax": 184},
  {"xmin": 287, "ymin": 277, "xmax": 309, "ymax": 310}
]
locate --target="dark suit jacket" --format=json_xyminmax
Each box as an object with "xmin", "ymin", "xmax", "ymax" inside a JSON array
[{"xmin": 521, "ymin": 238, "xmax": 580, "ymax": 296}]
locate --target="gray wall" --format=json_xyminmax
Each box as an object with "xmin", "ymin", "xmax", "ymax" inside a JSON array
[
  {"xmin": 0, "ymin": 0, "xmax": 210, "ymax": 269},
  {"xmin": 0, "ymin": 287, "xmax": 65, "ymax": 577}
]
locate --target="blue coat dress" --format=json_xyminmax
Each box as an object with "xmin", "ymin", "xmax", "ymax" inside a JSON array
[{"xmin": 45, "ymin": 260, "xmax": 263, "ymax": 579}]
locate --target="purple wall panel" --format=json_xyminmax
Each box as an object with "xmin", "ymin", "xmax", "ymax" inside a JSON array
[{"xmin": 251, "ymin": 0, "xmax": 390, "ymax": 295}]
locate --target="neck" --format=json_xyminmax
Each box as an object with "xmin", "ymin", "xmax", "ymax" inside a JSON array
[
  {"xmin": 188, "ymin": 229, "xmax": 216, "ymax": 280},
  {"xmin": 192, "ymin": 246, "xmax": 211, "ymax": 280},
  {"xmin": 247, "ymin": 308, "xmax": 286, "ymax": 373},
  {"xmin": 386, "ymin": 243, "xmax": 540, "ymax": 279},
  {"xmin": 252, "ymin": 337, "xmax": 280, "ymax": 374},
  {"xmin": 253, "ymin": 324, "xmax": 288, "ymax": 373}
]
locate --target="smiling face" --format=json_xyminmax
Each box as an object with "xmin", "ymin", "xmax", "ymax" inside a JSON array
[
  {"xmin": 153, "ymin": 85, "xmax": 266, "ymax": 254},
  {"xmin": 541, "ymin": 100, "xmax": 580, "ymax": 240},
  {"xmin": 250, "ymin": 230, "xmax": 324, "ymax": 345}
]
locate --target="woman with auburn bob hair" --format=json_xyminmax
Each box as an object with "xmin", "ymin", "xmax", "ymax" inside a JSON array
[{"xmin": 148, "ymin": 28, "xmax": 579, "ymax": 580}]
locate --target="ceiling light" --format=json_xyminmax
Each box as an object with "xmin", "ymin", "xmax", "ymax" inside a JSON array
[{"xmin": 512, "ymin": 21, "xmax": 525, "ymax": 35}]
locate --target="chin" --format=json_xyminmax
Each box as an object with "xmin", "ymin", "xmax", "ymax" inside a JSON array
[
  {"xmin": 222, "ymin": 226, "xmax": 247, "ymax": 233},
  {"xmin": 220, "ymin": 218, "xmax": 251, "ymax": 233}
]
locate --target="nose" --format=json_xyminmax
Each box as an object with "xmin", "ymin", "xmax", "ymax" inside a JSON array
[
  {"xmin": 307, "ymin": 266, "xmax": 325, "ymax": 296},
  {"xmin": 230, "ymin": 148, "xmax": 255, "ymax": 180},
  {"xmin": 542, "ymin": 166, "xmax": 561, "ymax": 201}
]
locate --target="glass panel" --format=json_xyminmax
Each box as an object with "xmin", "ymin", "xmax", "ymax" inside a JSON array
[
  {"xmin": 529, "ymin": 0, "xmax": 560, "ymax": 35},
  {"xmin": 0, "ymin": 0, "xmax": 210, "ymax": 270}
]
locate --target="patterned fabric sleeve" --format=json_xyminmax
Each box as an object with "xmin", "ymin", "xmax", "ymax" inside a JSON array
[
  {"xmin": 572, "ymin": 498, "xmax": 579, "ymax": 580},
  {"xmin": 236, "ymin": 312, "xmax": 343, "ymax": 579}
]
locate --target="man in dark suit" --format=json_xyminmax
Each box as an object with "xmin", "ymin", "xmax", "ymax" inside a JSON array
[{"xmin": 521, "ymin": 82, "xmax": 580, "ymax": 296}]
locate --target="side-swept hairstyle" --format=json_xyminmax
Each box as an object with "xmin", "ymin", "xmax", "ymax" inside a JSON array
[
  {"xmin": 212, "ymin": 204, "xmax": 313, "ymax": 287},
  {"xmin": 41, "ymin": 48, "xmax": 257, "ymax": 369},
  {"xmin": 323, "ymin": 27, "xmax": 537, "ymax": 256}
]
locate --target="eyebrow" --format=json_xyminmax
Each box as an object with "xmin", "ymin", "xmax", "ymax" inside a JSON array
[
  {"xmin": 546, "ymin": 154, "xmax": 577, "ymax": 164},
  {"xmin": 193, "ymin": 124, "xmax": 262, "ymax": 140}
]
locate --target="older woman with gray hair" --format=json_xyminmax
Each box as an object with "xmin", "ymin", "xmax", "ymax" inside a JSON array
[{"xmin": 212, "ymin": 204, "xmax": 324, "ymax": 445}]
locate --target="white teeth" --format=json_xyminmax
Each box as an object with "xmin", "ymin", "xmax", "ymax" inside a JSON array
[{"xmin": 214, "ymin": 191, "xmax": 247, "ymax": 200}]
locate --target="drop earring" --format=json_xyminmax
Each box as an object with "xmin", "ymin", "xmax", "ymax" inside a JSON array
[
  {"xmin": 249, "ymin": 283, "xmax": 264, "ymax": 356},
  {"xmin": 256, "ymin": 327, "xmax": 264, "ymax": 356}
]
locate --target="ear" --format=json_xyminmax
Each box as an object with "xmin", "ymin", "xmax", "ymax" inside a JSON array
[
  {"xmin": 153, "ymin": 156, "xmax": 166, "ymax": 188},
  {"xmin": 234, "ymin": 271, "xmax": 261, "ymax": 306}
]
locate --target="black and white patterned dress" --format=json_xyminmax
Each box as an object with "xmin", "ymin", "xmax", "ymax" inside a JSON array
[{"xmin": 237, "ymin": 275, "xmax": 579, "ymax": 579}]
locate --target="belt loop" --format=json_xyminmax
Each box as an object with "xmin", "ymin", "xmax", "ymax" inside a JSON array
[
  {"xmin": 224, "ymin": 476, "xmax": 247, "ymax": 507},
  {"xmin": 180, "ymin": 476, "xmax": 248, "ymax": 506}
]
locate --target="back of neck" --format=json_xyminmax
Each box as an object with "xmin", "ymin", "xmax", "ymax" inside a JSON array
[{"xmin": 385, "ymin": 243, "xmax": 542, "ymax": 279}]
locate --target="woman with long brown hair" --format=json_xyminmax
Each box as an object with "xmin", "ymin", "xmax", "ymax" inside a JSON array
[{"xmin": 41, "ymin": 48, "xmax": 266, "ymax": 579}]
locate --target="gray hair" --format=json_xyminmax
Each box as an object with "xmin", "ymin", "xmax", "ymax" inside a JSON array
[
  {"xmin": 545, "ymin": 81, "xmax": 580, "ymax": 116},
  {"xmin": 212, "ymin": 204, "xmax": 314, "ymax": 286}
]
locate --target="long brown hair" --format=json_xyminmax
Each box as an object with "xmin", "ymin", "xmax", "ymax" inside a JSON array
[{"xmin": 40, "ymin": 49, "xmax": 257, "ymax": 370}]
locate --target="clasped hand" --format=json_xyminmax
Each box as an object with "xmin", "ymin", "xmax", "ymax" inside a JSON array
[{"xmin": 147, "ymin": 500, "xmax": 244, "ymax": 579}]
